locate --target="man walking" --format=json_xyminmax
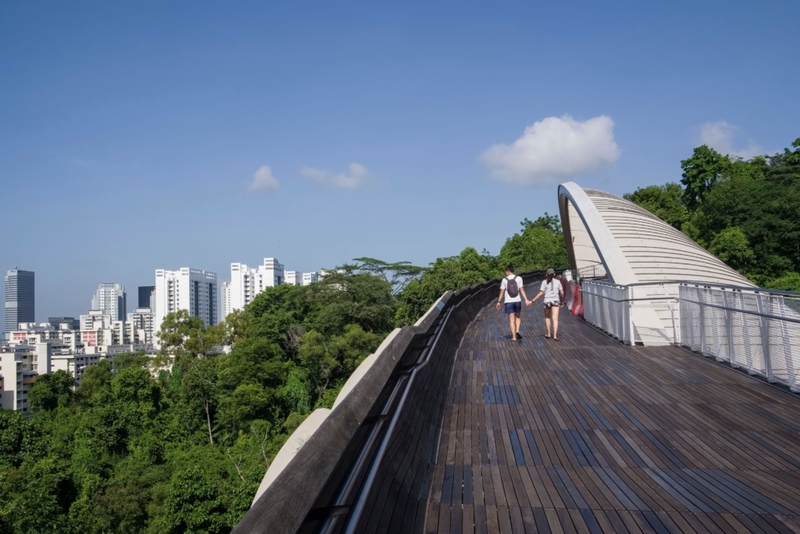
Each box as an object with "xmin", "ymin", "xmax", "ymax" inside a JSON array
[{"xmin": 495, "ymin": 264, "xmax": 532, "ymax": 342}]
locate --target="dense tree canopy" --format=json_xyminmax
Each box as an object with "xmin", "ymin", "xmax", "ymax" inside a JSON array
[
  {"xmin": 0, "ymin": 269, "xmax": 396, "ymax": 533},
  {"xmin": 497, "ymin": 214, "xmax": 569, "ymax": 274}
]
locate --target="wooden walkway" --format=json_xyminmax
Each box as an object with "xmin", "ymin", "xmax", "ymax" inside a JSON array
[{"xmin": 425, "ymin": 290, "xmax": 800, "ymax": 533}]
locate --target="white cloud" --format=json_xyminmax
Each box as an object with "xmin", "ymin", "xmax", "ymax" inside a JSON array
[
  {"xmin": 697, "ymin": 121, "xmax": 763, "ymax": 159},
  {"xmin": 250, "ymin": 165, "xmax": 280, "ymax": 190},
  {"xmin": 301, "ymin": 162, "xmax": 370, "ymax": 189},
  {"xmin": 480, "ymin": 115, "xmax": 620, "ymax": 186}
]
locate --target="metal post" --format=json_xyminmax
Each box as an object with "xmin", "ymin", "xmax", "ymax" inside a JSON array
[
  {"xmin": 698, "ymin": 286, "xmax": 706, "ymax": 356},
  {"xmin": 756, "ymin": 293, "xmax": 774, "ymax": 383},
  {"xmin": 723, "ymin": 290, "xmax": 734, "ymax": 366},
  {"xmin": 739, "ymin": 291, "xmax": 755, "ymax": 374},
  {"xmin": 627, "ymin": 285, "xmax": 634, "ymax": 345}
]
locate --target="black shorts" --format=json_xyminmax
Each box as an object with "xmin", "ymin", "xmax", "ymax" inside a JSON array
[{"xmin": 504, "ymin": 302, "xmax": 522, "ymax": 314}]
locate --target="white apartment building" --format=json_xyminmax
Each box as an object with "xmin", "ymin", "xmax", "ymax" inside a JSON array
[
  {"xmin": 127, "ymin": 307, "xmax": 154, "ymax": 345},
  {"xmin": 302, "ymin": 272, "xmax": 319, "ymax": 285},
  {"xmin": 223, "ymin": 258, "xmax": 284, "ymax": 318},
  {"xmin": 0, "ymin": 344, "xmax": 49, "ymax": 412},
  {"xmin": 221, "ymin": 282, "xmax": 231, "ymax": 318},
  {"xmin": 80, "ymin": 310, "xmax": 112, "ymax": 331},
  {"xmin": 91, "ymin": 283, "xmax": 127, "ymax": 321},
  {"xmin": 154, "ymin": 268, "xmax": 218, "ymax": 340},
  {"xmin": 8, "ymin": 322, "xmax": 82, "ymax": 353},
  {"xmin": 285, "ymin": 270, "xmax": 300, "ymax": 286}
]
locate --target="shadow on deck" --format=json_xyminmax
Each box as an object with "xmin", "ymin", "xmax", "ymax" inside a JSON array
[{"xmin": 426, "ymin": 295, "xmax": 800, "ymax": 533}]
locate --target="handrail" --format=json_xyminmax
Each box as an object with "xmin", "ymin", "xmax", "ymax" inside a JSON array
[
  {"xmin": 341, "ymin": 297, "xmax": 459, "ymax": 533},
  {"xmin": 585, "ymin": 278, "xmax": 800, "ymax": 297},
  {"xmin": 581, "ymin": 282, "xmax": 800, "ymax": 325},
  {"xmin": 580, "ymin": 278, "xmax": 800, "ymax": 391}
]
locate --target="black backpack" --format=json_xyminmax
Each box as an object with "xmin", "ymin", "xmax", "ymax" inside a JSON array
[{"xmin": 506, "ymin": 276, "xmax": 519, "ymax": 298}]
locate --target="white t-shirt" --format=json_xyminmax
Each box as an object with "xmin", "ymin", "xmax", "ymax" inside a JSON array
[
  {"xmin": 540, "ymin": 278, "xmax": 563, "ymax": 303},
  {"xmin": 501, "ymin": 275, "xmax": 524, "ymax": 303}
]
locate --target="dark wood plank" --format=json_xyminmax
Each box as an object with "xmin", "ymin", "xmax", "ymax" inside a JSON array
[{"xmin": 423, "ymin": 299, "xmax": 800, "ymax": 533}]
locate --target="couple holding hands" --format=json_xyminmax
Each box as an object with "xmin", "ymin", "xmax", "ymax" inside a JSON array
[{"xmin": 495, "ymin": 266, "xmax": 564, "ymax": 342}]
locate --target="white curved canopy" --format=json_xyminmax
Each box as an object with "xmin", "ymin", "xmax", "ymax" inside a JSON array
[{"xmin": 558, "ymin": 182, "xmax": 754, "ymax": 287}]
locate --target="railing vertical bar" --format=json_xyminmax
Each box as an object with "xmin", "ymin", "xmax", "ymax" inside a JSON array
[
  {"xmin": 756, "ymin": 292, "xmax": 774, "ymax": 383},
  {"xmin": 723, "ymin": 290, "xmax": 734, "ymax": 367}
]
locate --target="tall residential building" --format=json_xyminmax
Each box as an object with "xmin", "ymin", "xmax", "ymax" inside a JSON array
[
  {"xmin": 154, "ymin": 268, "xmax": 218, "ymax": 339},
  {"xmin": 91, "ymin": 283, "xmax": 127, "ymax": 321},
  {"xmin": 80, "ymin": 310, "xmax": 113, "ymax": 331},
  {"xmin": 223, "ymin": 258, "xmax": 284, "ymax": 318},
  {"xmin": 138, "ymin": 285, "xmax": 155, "ymax": 308},
  {"xmin": 221, "ymin": 282, "xmax": 231, "ymax": 318},
  {"xmin": 5, "ymin": 269, "xmax": 35, "ymax": 336},
  {"xmin": 302, "ymin": 272, "xmax": 319, "ymax": 286},
  {"xmin": 0, "ymin": 344, "xmax": 46, "ymax": 412},
  {"xmin": 127, "ymin": 307, "xmax": 154, "ymax": 345}
]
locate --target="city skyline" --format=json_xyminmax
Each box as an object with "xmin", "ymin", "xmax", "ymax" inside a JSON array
[
  {"xmin": 1, "ymin": 1, "xmax": 798, "ymax": 322},
  {"xmin": 0, "ymin": 258, "xmax": 322, "ymax": 332}
]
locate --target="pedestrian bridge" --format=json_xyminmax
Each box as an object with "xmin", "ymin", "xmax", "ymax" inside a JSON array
[{"xmin": 234, "ymin": 184, "xmax": 800, "ymax": 534}]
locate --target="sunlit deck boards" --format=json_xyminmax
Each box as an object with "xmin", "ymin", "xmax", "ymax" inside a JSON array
[{"xmin": 425, "ymin": 293, "xmax": 800, "ymax": 533}]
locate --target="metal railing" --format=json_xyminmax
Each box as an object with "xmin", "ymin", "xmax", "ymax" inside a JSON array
[{"xmin": 581, "ymin": 279, "xmax": 800, "ymax": 391}]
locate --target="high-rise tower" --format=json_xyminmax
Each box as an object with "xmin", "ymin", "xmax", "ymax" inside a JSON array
[
  {"xmin": 153, "ymin": 268, "xmax": 218, "ymax": 341},
  {"xmin": 90, "ymin": 283, "xmax": 127, "ymax": 321},
  {"xmin": 223, "ymin": 258, "xmax": 284, "ymax": 318},
  {"xmin": 5, "ymin": 269, "xmax": 35, "ymax": 336},
  {"xmin": 138, "ymin": 285, "xmax": 155, "ymax": 308}
]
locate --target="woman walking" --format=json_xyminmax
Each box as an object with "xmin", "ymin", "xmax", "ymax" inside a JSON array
[{"xmin": 529, "ymin": 268, "xmax": 565, "ymax": 340}]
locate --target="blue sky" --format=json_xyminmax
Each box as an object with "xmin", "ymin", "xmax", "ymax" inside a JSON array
[{"xmin": 1, "ymin": 0, "xmax": 798, "ymax": 324}]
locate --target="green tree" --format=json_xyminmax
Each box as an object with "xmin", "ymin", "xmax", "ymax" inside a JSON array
[
  {"xmin": 297, "ymin": 330, "xmax": 339, "ymax": 402},
  {"xmin": 680, "ymin": 145, "xmax": 732, "ymax": 210},
  {"xmin": 352, "ymin": 257, "xmax": 426, "ymax": 294},
  {"xmin": 766, "ymin": 272, "xmax": 800, "ymax": 291},
  {"xmin": 162, "ymin": 465, "xmax": 227, "ymax": 534},
  {"xmin": 4, "ymin": 458, "xmax": 75, "ymax": 533},
  {"xmin": 623, "ymin": 182, "xmax": 689, "ymax": 229},
  {"xmin": 158, "ymin": 310, "xmax": 219, "ymax": 363},
  {"xmin": 76, "ymin": 359, "xmax": 113, "ymax": 404},
  {"xmin": 181, "ymin": 357, "xmax": 220, "ymax": 445},
  {"xmin": 28, "ymin": 370, "xmax": 75, "ymax": 412},
  {"xmin": 708, "ymin": 227, "xmax": 755, "ymax": 274},
  {"xmin": 309, "ymin": 270, "xmax": 397, "ymax": 336},
  {"xmin": 498, "ymin": 215, "xmax": 568, "ymax": 274},
  {"xmin": 395, "ymin": 248, "xmax": 494, "ymax": 326}
]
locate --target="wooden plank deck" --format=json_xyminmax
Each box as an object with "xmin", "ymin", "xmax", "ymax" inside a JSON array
[{"xmin": 424, "ymin": 287, "xmax": 800, "ymax": 533}]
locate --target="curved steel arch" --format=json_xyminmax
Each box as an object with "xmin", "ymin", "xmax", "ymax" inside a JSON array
[{"xmin": 558, "ymin": 182, "xmax": 753, "ymax": 287}]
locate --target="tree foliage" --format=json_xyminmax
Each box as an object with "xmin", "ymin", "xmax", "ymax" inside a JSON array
[
  {"xmin": 0, "ymin": 268, "xmax": 400, "ymax": 532},
  {"xmin": 395, "ymin": 247, "xmax": 495, "ymax": 326},
  {"xmin": 625, "ymin": 137, "xmax": 800, "ymax": 289},
  {"xmin": 497, "ymin": 214, "xmax": 568, "ymax": 274}
]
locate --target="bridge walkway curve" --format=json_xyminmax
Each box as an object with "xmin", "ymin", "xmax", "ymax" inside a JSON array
[{"xmin": 425, "ymin": 290, "xmax": 800, "ymax": 533}]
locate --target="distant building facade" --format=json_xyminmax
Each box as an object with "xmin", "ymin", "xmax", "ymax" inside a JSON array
[
  {"xmin": 138, "ymin": 285, "xmax": 155, "ymax": 308},
  {"xmin": 4, "ymin": 269, "xmax": 35, "ymax": 337},
  {"xmin": 0, "ymin": 344, "xmax": 45, "ymax": 412},
  {"xmin": 127, "ymin": 307, "xmax": 155, "ymax": 345},
  {"xmin": 285, "ymin": 270, "xmax": 300, "ymax": 285},
  {"xmin": 91, "ymin": 283, "xmax": 127, "ymax": 321},
  {"xmin": 222, "ymin": 258, "xmax": 285, "ymax": 318},
  {"xmin": 302, "ymin": 272, "xmax": 319, "ymax": 286},
  {"xmin": 48, "ymin": 316, "xmax": 80, "ymax": 331},
  {"xmin": 154, "ymin": 268, "xmax": 218, "ymax": 339}
]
